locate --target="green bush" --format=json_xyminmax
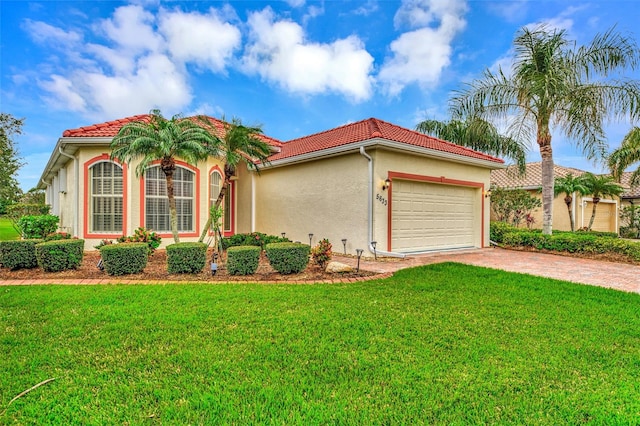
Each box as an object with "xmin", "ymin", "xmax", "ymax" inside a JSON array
[
  {"xmin": 118, "ymin": 227, "xmax": 161, "ymax": 253},
  {"xmin": 489, "ymin": 221, "xmax": 520, "ymax": 243},
  {"xmin": 167, "ymin": 242, "xmax": 207, "ymax": 274},
  {"xmin": 0, "ymin": 239, "xmax": 42, "ymax": 270},
  {"xmin": 100, "ymin": 243, "xmax": 148, "ymax": 276},
  {"xmin": 227, "ymin": 245, "xmax": 260, "ymax": 275},
  {"xmin": 44, "ymin": 231, "xmax": 73, "ymax": 241},
  {"xmin": 498, "ymin": 228, "xmax": 640, "ymax": 261},
  {"xmin": 17, "ymin": 215, "xmax": 59, "ymax": 239},
  {"xmin": 35, "ymin": 239, "xmax": 84, "ymax": 272},
  {"xmin": 221, "ymin": 232, "xmax": 290, "ymax": 250},
  {"xmin": 265, "ymin": 242, "xmax": 310, "ymax": 274}
]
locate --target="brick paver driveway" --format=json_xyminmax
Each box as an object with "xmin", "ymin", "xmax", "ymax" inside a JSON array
[{"xmin": 335, "ymin": 247, "xmax": 640, "ymax": 294}]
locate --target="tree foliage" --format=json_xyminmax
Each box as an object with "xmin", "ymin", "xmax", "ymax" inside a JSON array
[
  {"xmin": 0, "ymin": 113, "xmax": 25, "ymax": 211},
  {"xmin": 451, "ymin": 25, "xmax": 640, "ymax": 235},
  {"xmin": 554, "ymin": 173, "xmax": 588, "ymax": 232},
  {"xmin": 490, "ymin": 187, "xmax": 542, "ymax": 228},
  {"xmin": 609, "ymin": 127, "xmax": 640, "ymax": 185}
]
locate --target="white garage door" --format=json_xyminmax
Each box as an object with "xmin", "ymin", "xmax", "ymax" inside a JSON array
[
  {"xmin": 583, "ymin": 201, "xmax": 616, "ymax": 233},
  {"xmin": 391, "ymin": 180, "xmax": 476, "ymax": 252}
]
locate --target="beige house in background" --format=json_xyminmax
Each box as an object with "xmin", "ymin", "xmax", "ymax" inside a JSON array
[
  {"xmin": 490, "ymin": 162, "xmax": 635, "ymax": 233},
  {"xmin": 38, "ymin": 115, "xmax": 505, "ymax": 254}
]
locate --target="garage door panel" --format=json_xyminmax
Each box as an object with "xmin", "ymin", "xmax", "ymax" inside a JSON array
[{"xmin": 392, "ymin": 180, "xmax": 477, "ymax": 252}]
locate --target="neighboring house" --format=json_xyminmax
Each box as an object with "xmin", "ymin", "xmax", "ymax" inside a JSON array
[
  {"xmin": 490, "ymin": 162, "xmax": 631, "ymax": 233},
  {"xmin": 38, "ymin": 115, "xmax": 504, "ymax": 254},
  {"xmin": 619, "ymin": 172, "xmax": 640, "ymax": 206}
]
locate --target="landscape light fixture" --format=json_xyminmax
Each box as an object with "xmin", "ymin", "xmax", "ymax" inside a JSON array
[
  {"xmin": 356, "ymin": 249, "xmax": 364, "ymax": 272},
  {"xmin": 342, "ymin": 238, "xmax": 347, "ymax": 254},
  {"xmin": 308, "ymin": 233, "xmax": 314, "ymax": 246},
  {"xmin": 382, "ymin": 178, "xmax": 391, "ymax": 191},
  {"xmin": 281, "ymin": 232, "xmax": 286, "ymax": 238},
  {"xmin": 484, "ymin": 189, "xmax": 492, "ymax": 198},
  {"xmin": 371, "ymin": 241, "xmax": 377, "ymax": 261}
]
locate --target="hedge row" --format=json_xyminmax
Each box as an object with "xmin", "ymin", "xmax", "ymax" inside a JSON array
[
  {"xmin": 490, "ymin": 222, "xmax": 640, "ymax": 262},
  {"xmin": 100, "ymin": 243, "xmax": 148, "ymax": 275}
]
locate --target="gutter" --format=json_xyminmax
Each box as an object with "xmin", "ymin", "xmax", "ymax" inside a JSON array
[
  {"xmin": 359, "ymin": 146, "xmax": 406, "ymax": 259},
  {"xmin": 58, "ymin": 147, "xmax": 79, "ymax": 237}
]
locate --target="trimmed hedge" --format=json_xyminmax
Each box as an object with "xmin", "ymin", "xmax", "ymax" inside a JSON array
[
  {"xmin": 0, "ymin": 239, "xmax": 42, "ymax": 270},
  {"xmin": 100, "ymin": 243, "xmax": 148, "ymax": 276},
  {"xmin": 227, "ymin": 245, "xmax": 260, "ymax": 276},
  {"xmin": 490, "ymin": 222, "xmax": 640, "ymax": 262},
  {"xmin": 221, "ymin": 232, "xmax": 290, "ymax": 250},
  {"xmin": 35, "ymin": 239, "xmax": 84, "ymax": 272},
  {"xmin": 265, "ymin": 242, "xmax": 310, "ymax": 274},
  {"xmin": 167, "ymin": 242, "xmax": 207, "ymax": 274}
]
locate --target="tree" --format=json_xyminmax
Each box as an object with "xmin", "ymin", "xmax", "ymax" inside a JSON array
[
  {"xmin": 198, "ymin": 117, "xmax": 272, "ymax": 243},
  {"xmin": 490, "ymin": 187, "xmax": 541, "ymax": 227},
  {"xmin": 0, "ymin": 113, "xmax": 25, "ymax": 212},
  {"xmin": 451, "ymin": 25, "xmax": 640, "ymax": 235},
  {"xmin": 609, "ymin": 127, "xmax": 640, "ymax": 184},
  {"xmin": 110, "ymin": 110, "xmax": 221, "ymax": 243},
  {"xmin": 416, "ymin": 117, "xmax": 528, "ymax": 173},
  {"xmin": 553, "ymin": 173, "xmax": 588, "ymax": 232},
  {"xmin": 580, "ymin": 172, "xmax": 624, "ymax": 231}
]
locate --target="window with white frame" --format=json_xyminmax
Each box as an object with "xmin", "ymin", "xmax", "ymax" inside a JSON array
[
  {"xmin": 210, "ymin": 170, "xmax": 222, "ymax": 207},
  {"xmin": 145, "ymin": 165, "xmax": 194, "ymax": 232},
  {"xmin": 90, "ymin": 161, "xmax": 123, "ymax": 233}
]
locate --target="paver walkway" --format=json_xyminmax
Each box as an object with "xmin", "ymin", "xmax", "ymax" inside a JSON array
[
  {"xmin": 1, "ymin": 248, "xmax": 639, "ymax": 293},
  {"xmin": 334, "ymin": 247, "xmax": 640, "ymax": 294}
]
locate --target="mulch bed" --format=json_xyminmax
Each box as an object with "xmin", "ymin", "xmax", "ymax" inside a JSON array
[{"xmin": 0, "ymin": 249, "xmax": 377, "ymax": 282}]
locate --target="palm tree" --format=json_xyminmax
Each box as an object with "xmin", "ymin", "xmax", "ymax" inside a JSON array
[
  {"xmin": 580, "ymin": 172, "xmax": 624, "ymax": 231},
  {"xmin": 553, "ymin": 173, "xmax": 588, "ymax": 231},
  {"xmin": 197, "ymin": 117, "xmax": 272, "ymax": 243},
  {"xmin": 609, "ymin": 127, "xmax": 640, "ymax": 185},
  {"xmin": 110, "ymin": 110, "xmax": 221, "ymax": 243},
  {"xmin": 416, "ymin": 117, "xmax": 528, "ymax": 173},
  {"xmin": 451, "ymin": 25, "xmax": 640, "ymax": 235}
]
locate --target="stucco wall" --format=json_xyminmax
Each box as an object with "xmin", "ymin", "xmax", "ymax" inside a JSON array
[{"xmin": 254, "ymin": 152, "xmax": 370, "ymax": 254}]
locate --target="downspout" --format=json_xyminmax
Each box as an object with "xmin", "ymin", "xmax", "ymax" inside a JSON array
[
  {"xmin": 251, "ymin": 172, "xmax": 256, "ymax": 232},
  {"xmin": 572, "ymin": 191, "xmax": 576, "ymax": 230},
  {"xmin": 58, "ymin": 147, "xmax": 78, "ymax": 237},
  {"xmin": 359, "ymin": 146, "xmax": 406, "ymax": 258}
]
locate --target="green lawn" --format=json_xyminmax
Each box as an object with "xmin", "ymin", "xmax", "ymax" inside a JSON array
[
  {"xmin": 2, "ymin": 263, "xmax": 640, "ymax": 424},
  {"xmin": 0, "ymin": 217, "xmax": 19, "ymax": 240}
]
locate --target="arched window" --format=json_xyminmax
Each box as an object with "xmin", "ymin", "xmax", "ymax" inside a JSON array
[
  {"xmin": 90, "ymin": 161, "xmax": 123, "ymax": 233},
  {"xmin": 210, "ymin": 170, "xmax": 222, "ymax": 207},
  {"xmin": 145, "ymin": 165, "xmax": 194, "ymax": 232}
]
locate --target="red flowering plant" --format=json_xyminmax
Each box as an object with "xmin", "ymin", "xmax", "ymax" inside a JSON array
[{"xmin": 311, "ymin": 238, "xmax": 332, "ymax": 269}]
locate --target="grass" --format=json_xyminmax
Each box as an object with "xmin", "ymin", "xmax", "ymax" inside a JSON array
[
  {"xmin": 0, "ymin": 217, "xmax": 19, "ymax": 240},
  {"xmin": 2, "ymin": 263, "xmax": 640, "ymax": 424}
]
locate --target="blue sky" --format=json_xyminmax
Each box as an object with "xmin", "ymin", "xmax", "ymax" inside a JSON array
[{"xmin": 2, "ymin": 0, "xmax": 639, "ymax": 191}]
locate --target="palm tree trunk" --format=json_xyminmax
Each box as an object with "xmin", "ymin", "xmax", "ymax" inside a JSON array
[
  {"xmin": 165, "ymin": 172, "xmax": 180, "ymax": 243},
  {"xmin": 588, "ymin": 199, "xmax": 600, "ymax": 231},
  {"xmin": 539, "ymin": 126, "xmax": 554, "ymax": 235},
  {"xmin": 198, "ymin": 176, "xmax": 231, "ymax": 243},
  {"xmin": 565, "ymin": 196, "xmax": 574, "ymax": 232}
]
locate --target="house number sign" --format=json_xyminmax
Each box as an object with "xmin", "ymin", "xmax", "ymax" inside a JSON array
[{"xmin": 376, "ymin": 193, "xmax": 388, "ymax": 206}]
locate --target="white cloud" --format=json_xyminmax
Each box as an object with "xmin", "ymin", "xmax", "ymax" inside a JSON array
[
  {"xmin": 40, "ymin": 75, "xmax": 87, "ymax": 111},
  {"xmin": 379, "ymin": 0, "xmax": 468, "ymax": 96},
  {"xmin": 485, "ymin": 0, "xmax": 529, "ymax": 23},
  {"xmin": 100, "ymin": 5, "xmax": 164, "ymax": 53},
  {"xmin": 21, "ymin": 19, "xmax": 82, "ymax": 46},
  {"xmin": 352, "ymin": 0, "xmax": 379, "ymax": 17},
  {"xmin": 285, "ymin": 0, "xmax": 306, "ymax": 8},
  {"xmin": 242, "ymin": 8, "xmax": 374, "ymax": 102},
  {"xmin": 159, "ymin": 8, "xmax": 241, "ymax": 72}
]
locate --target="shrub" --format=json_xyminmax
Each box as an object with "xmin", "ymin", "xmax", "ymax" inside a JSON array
[
  {"xmin": 167, "ymin": 242, "xmax": 207, "ymax": 274},
  {"xmin": 311, "ymin": 238, "xmax": 332, "ymax": 269},
  {"xmin": 94, "ymin": 239, "xmax": 114, "ymax": 250},
  {"xmin": 490, "ymin": 221, "xmax": 519, "ymax": 243},
  {"xmin": 221, "ymin": 232, "xmax": 290, "ymax": 250},
  {"xmin": 265, "ymin": 242, "xmax": 310, "ymax": 274},
  {"xmin": 17, "ymin": 215, "xmax": 59, "ymax": 239},
  {"xmin": 0, "ymin": 239, "xmax": 42, "ymax": 270},
  {"xmin": 44, "ymin": 232, "xmax": 73, "ymax": 242},
  {"xmin": 227, "ymin": 245, "xmax": 260, "ymax": 275},
  {"xmin": 35, "ymin": 239, "xmax": 84, "ymax": 272},
  {"xmin": 118, "ymin": 227, "xmax": 161, "ymax": 253},
  {"xmin": 100, "ymin": 243, "xmax": 148, "ymax": 276}
]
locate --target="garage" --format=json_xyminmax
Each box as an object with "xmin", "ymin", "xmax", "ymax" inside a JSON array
[
  {"xmin": 391, "ymin": 179, "xmax": 478, "ymax": 252},
  {"xmin": 582, "ymin": 201, "xmax": 617, "ymax": 233}
]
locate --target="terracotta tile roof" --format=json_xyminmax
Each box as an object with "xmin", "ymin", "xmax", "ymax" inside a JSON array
[
  {"xmin": 268, "ymin": 117, "xmax": 504, "ymax": 164},
  {"xmin": 619, "ymin": 172, "xmax": 640, "ymax": 198},
  {"xmin": 491, "ymin": 162, "xmax": 587, "ymax": 188},
  {"xmin": 61, "ymin": 114, "xmax": 283, "ymax": 147}
]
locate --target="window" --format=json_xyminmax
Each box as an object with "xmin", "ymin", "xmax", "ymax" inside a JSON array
[
  {"xmin": 90, "ymin": 161, "xmax": 123, "ymax": 233},
  {"xmin": 145, "ymin": 165, "xmax": 194, "ymax": 232},
  {"xmin": 210, "ymin": 170, "xmax": 222, "ymax": 208}
]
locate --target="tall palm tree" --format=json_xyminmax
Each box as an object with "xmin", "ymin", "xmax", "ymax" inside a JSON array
[
  {"xmin": 609, "ymin": 127, "xmax": 640, "ymax": 185},
  {"xmin": 451, "ymin": 25, "xmax": 640, "ymax": 235},
  {"xmin": 197, "ymin": 116, "xmax": 272, "ymax": 243},
  {"xmin": 111, "ymin": 110, "xmax": 221, "ymax": 243},
  {"xmin": 580, "ymin": 172, "xmax": 624, "ymax": 231},
  {"xmin": 416, "ymin": 117, "xmax": 528, "ymax": 173},
  {"xmin": 553, "ymin": 173, "xmax": 588, "ymax": 232}
]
